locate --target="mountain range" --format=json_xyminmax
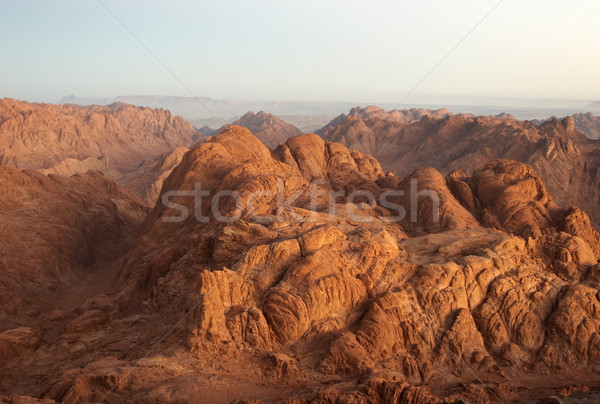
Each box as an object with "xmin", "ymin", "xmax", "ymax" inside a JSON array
[
  {"xmin": 2, "ymin": 100, "xmax": 600, "ymax": 402},
  {"xmin": 319, "ymin": 106, "xmax": 600, "ymax": 229},
  {"xmin": 0, "ymin": 98, "xmax": 203, "ymax": 205},
  {"xmin": 60, "ymin": 94, "xmax": 600, "ymax": 132}
]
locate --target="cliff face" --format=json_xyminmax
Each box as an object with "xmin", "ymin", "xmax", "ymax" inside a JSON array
[
  {"xmin": 2, "ymin": 127, "xmax": 600, "ymax": 403},
  {"xmin": 320, "ymin": 109, "xmax": 600, "ymax": 228},
  {"xmin": 115, "ymin": 146, "xmax": 190, "ymax": 206}
]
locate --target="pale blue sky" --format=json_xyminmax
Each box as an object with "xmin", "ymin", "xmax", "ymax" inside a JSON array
[{"xmin": 2, "ymin": 0, "xmax": 599, "ymax": 103}]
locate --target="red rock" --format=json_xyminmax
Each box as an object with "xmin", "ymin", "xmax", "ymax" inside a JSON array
[{"xmin": 2, "ymin": 125, "xmax": 600, "ymax": 403}]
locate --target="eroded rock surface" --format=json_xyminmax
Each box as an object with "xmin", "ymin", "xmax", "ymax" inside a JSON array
[{"xmin": 1, "ymin": 126, "xmax": 600, "ymax": 403}]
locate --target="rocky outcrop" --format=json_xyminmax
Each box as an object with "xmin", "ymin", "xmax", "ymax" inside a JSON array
[
  {"xmin": 0, "ymin": 327, "xmax": 40, "ymax": 360},
  {"xmin": 86, "ymin": 128, "xmax": 600, "ymax": 402},
  {"xmin": 38, "ymin": 156, "xmax": 115, "ymax": 178}
]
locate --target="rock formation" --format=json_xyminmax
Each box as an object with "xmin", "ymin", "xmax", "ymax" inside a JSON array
[{"xmin": 2, "ymin": 126, "xmax": 600, "ymax": 403}]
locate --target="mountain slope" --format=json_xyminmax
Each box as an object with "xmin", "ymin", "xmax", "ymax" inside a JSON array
[
  {"xmin": 0, "ymin": 168, "xmax": 147, "ymax": 329},
  {"xmin": 117, "ymin": 146, "xmax": 190, "ymax": 206},
  {"xmin": 0, "ymin": 99, "xmax": 200, "ymax": 172}
]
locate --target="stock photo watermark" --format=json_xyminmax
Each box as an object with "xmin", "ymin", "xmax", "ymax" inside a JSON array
[{"xmin": 161, "ymin": 178, "xmax": 440, "ymax": 224}]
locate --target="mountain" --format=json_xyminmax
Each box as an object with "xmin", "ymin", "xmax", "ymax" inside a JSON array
[
  {"xmin": 198, "ymin": 125, "xmax": 219, "ymax": 136},
  {"xmin": 61, "ymin": 94, "xmax": 600, "ymax": 123},
  {"xmin": 532, "ymin": 112, "xmax": 600, "ymax": 140},
  {"xmin": 229, "ymin": 111, "xmax": 303, "ymax": 148},
  {"xmin": 317, "ymin": 105, "xmax": 451, "ymax": 134},
  {"xmin": 0, "ymin": 98, "xmax": 199, "ymax": 172},
  {"xmin": 3, "ymin": 126, "xmax": 600, "ymax": 402},
  {"xmin": 319, "ymin": 108, "xmax": 600, "ymax": 228},
  {"xmin": 0, "ymin": 98, "xmax": 203, "ymax": 204},
  {"xmin": 341, "ymin": 105, "xmax": 451, "ymax": 123},
  {"xmin": 572, "ymin": 112, "xmax": 600, "ymax": 139}
]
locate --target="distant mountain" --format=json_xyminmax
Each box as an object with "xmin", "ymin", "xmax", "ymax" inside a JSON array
[
  {"xmin": 278, "ymin": 113, "xmax": 337, "ymax": 133},
  {"xmin": 317, "ymin": 106, "xmax": 451, "ymax": 135},
  {"xmin": 198, "ymin": 125, "xmax": 219, "ymax": 136},
  {"xmin": 572, "ymin": 112, "xmax": 600, "ymax": 139},
  {"xmin": 229, "ymin": 111, "xmax": 302, "ymax": 148},
  {"xmin": 346, "ymin": 105, "xmax": 451, "ymax": 122},
  {"xmin": 319, "ymin": 107, "xmax": 600, "ymax": 227},
  {"xmin": 194, "ymin": 113, "xmax": 336, "ymax": 136},
  {"xmin": 61, "ymin": 95, "xmax": 362, "ymax": 124},
  {"xmin": 0, "ymin": 98, "xmax": 203, "ymax": 204}
]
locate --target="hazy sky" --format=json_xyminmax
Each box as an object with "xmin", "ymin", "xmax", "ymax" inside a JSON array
[{"xmin": 2, "ymin": 0, "xmax": 599, "ymax": 103}]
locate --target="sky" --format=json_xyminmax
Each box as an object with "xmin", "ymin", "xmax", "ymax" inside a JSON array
[{"xmin": 1, "ymin": 0, "xmax": 600, "ymax": 104}]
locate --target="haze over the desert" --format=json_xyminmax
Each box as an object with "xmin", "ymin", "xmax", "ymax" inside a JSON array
[{"xmin": 2, "ymin": 1, "xmax": 600, "ymax": 403}]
